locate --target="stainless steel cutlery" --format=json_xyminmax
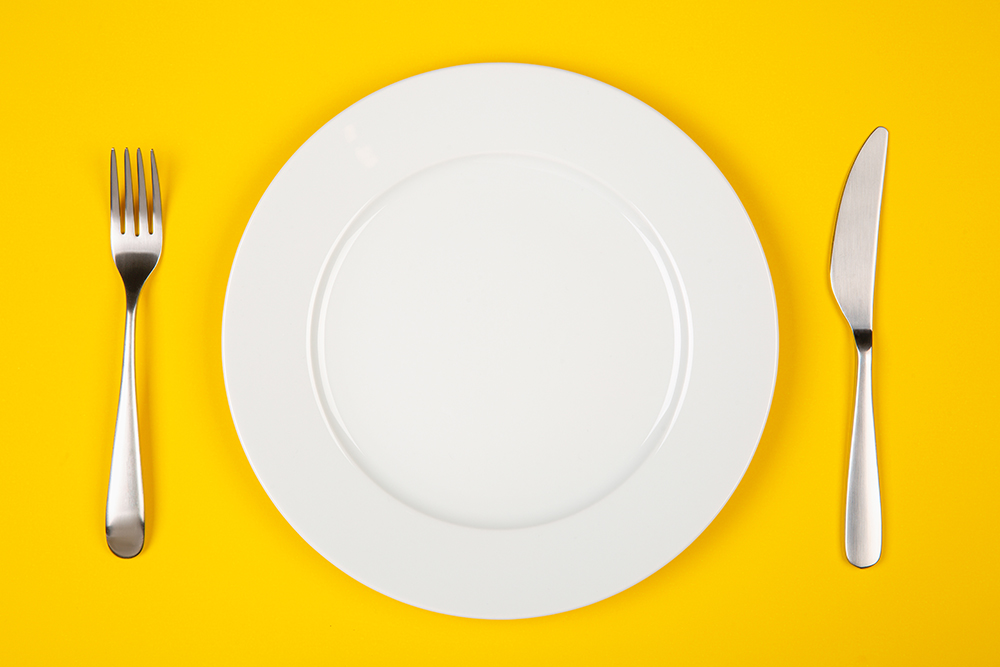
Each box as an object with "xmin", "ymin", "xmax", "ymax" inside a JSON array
[
  {"xmin": 830, "ymin": 127, "xmax": 888, "ymax": 568},
  {"xmin": 106, "ymin": 148, "xmax": 162, "ymax": 558}
]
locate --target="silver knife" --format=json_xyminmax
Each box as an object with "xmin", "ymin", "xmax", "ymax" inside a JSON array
[{"xmin": 830, "ymin": 126, "xmax": 888, "ymax": 568}]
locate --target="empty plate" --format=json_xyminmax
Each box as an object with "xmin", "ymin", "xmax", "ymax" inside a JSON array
[{"xmin": 222, "ymin": 63, "xmax": 778, "ymax": 619}]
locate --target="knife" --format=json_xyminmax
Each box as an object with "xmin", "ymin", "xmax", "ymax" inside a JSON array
[{"xmin": 830, "ymin": 126, "xmax": 888, "ymax": 568}]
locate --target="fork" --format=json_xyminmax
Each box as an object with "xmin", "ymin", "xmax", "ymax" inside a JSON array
[{"xmin": 106, "ymin": 148, "xmax": 161, "ymax": 558}]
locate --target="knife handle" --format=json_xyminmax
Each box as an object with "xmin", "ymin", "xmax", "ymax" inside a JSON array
[{"xmin": 845, "ymin": 329, "xmax": 881, "ymax": 568}]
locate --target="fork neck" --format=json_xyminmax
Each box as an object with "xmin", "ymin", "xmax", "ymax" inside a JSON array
[{"xmin": 124, "ymin": 287, "xmax": 142, "ymax": 314}]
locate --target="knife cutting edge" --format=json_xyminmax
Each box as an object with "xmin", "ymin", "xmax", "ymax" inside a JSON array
[{"xmin": 830, "ymin": 126, "xmax": 888, "ymax": 568}]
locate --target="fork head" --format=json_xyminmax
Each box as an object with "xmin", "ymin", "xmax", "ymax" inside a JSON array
[{"xmin": 111, "ymin": 148, "xmax": 162, "ymax": 294}]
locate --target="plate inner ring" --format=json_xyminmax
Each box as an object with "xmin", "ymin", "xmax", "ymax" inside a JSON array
[{"xmin": 308, "ymin": 152, "xmax": 691, "ymax": 529}]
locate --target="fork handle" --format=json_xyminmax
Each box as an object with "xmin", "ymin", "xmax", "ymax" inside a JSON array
[
  {"xmin": 845, "ymin": 329, "xmax": 881, "ymax": 568},
  {"xmin": 106, "ymin": 292, "xmax": 145, "ymax": 558}
]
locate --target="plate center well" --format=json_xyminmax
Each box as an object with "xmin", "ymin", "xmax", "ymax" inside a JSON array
[{"xmin": 309, "ymin": 153, "xmax": 689, "ymax": 529}]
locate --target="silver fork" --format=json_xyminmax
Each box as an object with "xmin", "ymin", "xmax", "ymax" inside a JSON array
[{"xmin": 107, "ymin": 148, "xmax": 161, "ymax": 558}]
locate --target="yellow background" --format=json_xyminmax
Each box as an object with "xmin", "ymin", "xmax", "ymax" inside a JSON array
[{"xmin": 1, "ymin": 0, "xmax": 998, "ymax": 663}]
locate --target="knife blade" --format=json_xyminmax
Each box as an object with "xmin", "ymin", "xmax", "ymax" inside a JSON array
[{"xmin": 830, "ymin": 126, "xmax": 888, "ymax": 568}]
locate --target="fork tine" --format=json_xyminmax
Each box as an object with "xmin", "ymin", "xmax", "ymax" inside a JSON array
[
  {"xmin": 123, "ymin": 148, "xmax": 135, "ymax": 235},
  {"xmin": 136, "ymin": 149, "xmax": 148, "ymax": 234},
  {"xmin": 150, "ymin": 149, "xmax": 161, "ymax": 237},
  {"xmin": 110, "ymin": 149, "xmax": 121, "ymax": 235}
]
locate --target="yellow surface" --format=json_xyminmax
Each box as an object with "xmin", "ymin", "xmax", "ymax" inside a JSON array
[{"xmin": 1, "ymin": 0, "xmax": 998, "ymax": 663}]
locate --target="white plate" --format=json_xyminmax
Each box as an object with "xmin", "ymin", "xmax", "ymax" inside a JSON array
[{"xmin": 222, "ymin": 63, "xmax": 778, "ymax": 619}]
